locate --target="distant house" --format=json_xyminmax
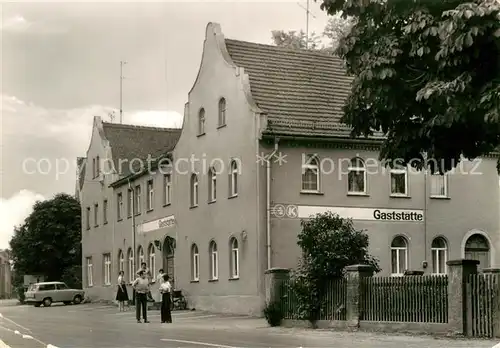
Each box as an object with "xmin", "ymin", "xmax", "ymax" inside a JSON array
[{"xmin": 0, "ymin": 250, "xmax": 12, "ymax": 299}]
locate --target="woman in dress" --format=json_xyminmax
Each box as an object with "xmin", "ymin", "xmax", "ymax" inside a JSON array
[
  {"xmin": 116, "ymin": 271, "xmax": 129, "ymax": 311},
  {"xmin": 159, "ymin": 274, "xmax": 172, "ymax": 323}
]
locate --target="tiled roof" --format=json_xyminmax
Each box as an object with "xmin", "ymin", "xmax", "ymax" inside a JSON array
[
  {"xmin": 101, "ymin": 122, "xmax": 181, "ymax": 177},
  {"xmin": 224, "ymin": 39, "xmax": 384, "ymax": 140}
]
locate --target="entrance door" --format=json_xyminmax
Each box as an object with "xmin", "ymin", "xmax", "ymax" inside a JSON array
[
  {"xmin": 465, "ymin": 234, "xmax": 491, "ymax": 272},
  {"xmin": 163, "ymin": 237, "xmax": 175, "ymax": 287}
]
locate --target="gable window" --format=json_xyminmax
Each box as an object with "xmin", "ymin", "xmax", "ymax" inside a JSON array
[
  {"xmin": 148, "ymin": 243, "xmax": 156, "ymax": 277},
  {"xmin": 209, "ymin": 241, "xmax": 218, "ymax": 280},
  {"xmin": 94, "ymin": 203, "xmax": 99, "ymax": 227},
  {"xmin": 190, "ymin": 174, "xmax": 199, "ymax": 207},
  {"xmin": 127, "ymin": 248, "xmax": 134, "ymax": 283},
  {"xmin": 229, "ymin": 237, "xmax": 239, "ymax": 279},
  {"xmin": 390, "ymin": 165, "xmax": 408, "ymax": 196},
  {"xmin": 391, "ymin": 236, "xmax": 408, "ymax": 276},
  {"xmin": 127, "ymin": 189, "xmax": 133, "ymax": 217},
  {"xmin": 103, "ymin": 199, "xmax": 108, "ymax": 224},
  {"xmin": 86, "ymin": 207, "xmax": 90, "ymax": 230},
  {"xmin": 86, "ymin": 257, "xmax": 93, "ymax": 287},
  {"xmin": 134, "ymin": 185, "xmax": 141, "ymax": 214},
  {"xmin": 430, "ymin": 174, "xmax": 448, "ymax": 198},
  {"xmin": 147, "ymin": 180, "xmax": 154, "ymax": 211},
  {"xmin": 218, "ymin": 98, "xmax": 226, "ymax": 126},
  {"xmin": 103, "ymin": 253, "xmax": 111, "ymax": 285},
  {"xmin": 118, "ymin": 250, "xmax": 124, "ymax": 273},
  {"xmin": 348, "ymin": 157, "xmax": 366, "ymax": 194},
  {"xmin": 191, "ymin": 244, "xmax": 200, "ymax": 281},
  {"xmin": 229, "ymin": 160, "xmax": 239, "ymax": 197},
  {"xmin": 163, "ymin": 174, "xmax": 172, "ymax": 205},
  {"xmin": 302, "ymin": 154, "xmax": 320, "ymax": 192},
  {"xmin": 96, "ymin": 156, "xmax": 100, "ymax": 176},
  {"xmin": 208, "ymin": 167, "xmax": 217, "ymax": 202},
  {"xmin": 198, "ymin": 108, "xmax": 206, "ymax": 135},
  {"xmin": 92, "ymin": 158, "xmax": 96, "ymax": 178},
  {"xmin": 431, "ymin": 237, "xmax": 448, "ymax": 274},
  {"xmin": 117, "ymin": 193, "xmax": 123, "ymax": 220}
]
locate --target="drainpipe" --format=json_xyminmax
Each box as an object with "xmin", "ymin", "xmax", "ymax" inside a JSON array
[{"xmin": 266, "ymin": 138, "xmax": 279, "ymax": 270}]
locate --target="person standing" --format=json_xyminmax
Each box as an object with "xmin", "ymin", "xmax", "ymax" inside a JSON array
[
  {"xmin": 153, "ymin": 269, "xmax": 165, "ymax": 304},
  {"xmin": 115, "ymin": 271, "xmax": 129, "ymax": 312},
  {"xmin": 132, "ymin": 270, "xmax": 150, "ymax": 323},
  {"xmin": 135, "ymin": 262, "xmax": 152, "ymax": 304},
  {"xmin": 159, "ymin": 274, "xmax": 172, "ymax": 323}
]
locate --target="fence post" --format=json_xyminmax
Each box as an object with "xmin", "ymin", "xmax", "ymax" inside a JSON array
[
  {"xmin": 264, "ymin": 268, "xmax": 290, "ymax": 305},
  {"xmin": 483, "ymin": 268, "xmax": 500, "ymax": 337},
  {"xmin": 446, "ymin": 259, "xmax": 479, "ymax": 336},
  {"xmin": 345, "ymin": 264, "xmax": 373, "ymax": 330}
]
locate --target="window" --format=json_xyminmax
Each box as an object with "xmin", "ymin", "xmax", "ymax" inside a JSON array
[
  {"xmin": 431, "ymin": 237, "xmax": 447, "ymax": 274},
  {"xmin": 147, "ymin": 180, "xmax": 154, "ymax": 211},
  {"xmin": 118, "ymin": 250, "xmax": 124, "ymax": 273},
  {"xmin": 138, "ymin": 246, "xmax": 145, "ymax": 267},
  {"xmin": 198, "ymin": 108, "xmax": 205, "ymax": 135},
  {"xmin": 430, "ymin": 174, "xmax": 448, "ymax": 197},
  {"xmin": 103, "ymin": 253, "xmax": 111, "ymax": 285},
  {"xmin": 134, "ymin": 185, "xmax": 141, "ymax": 214},
  {"xmin": 96, "ymin": 156, "xmax": 100, "ymax": 176},
  {"xmin": 390, "ymin": 165, "xmax": 408, "ymax": 196},
  {"xmin": 218, "ymin": 98, "xmax": 226, "ymax": 126},
  {"xmin": 117, "ymin": 193, "xmax": 123, "ymax": 220},
  {"xmin": 103, "ymin": 199, "xmax": 108, "ymax": 224},
  {"xmin": 208, "ymin": 167, "xmax": 217, "ymax": 202},
  {"xmin": 229, "ymin": 160, "xmax": 239, "ymax": 197},
  {"xmin": 391, "ymin": 236, "xmax": 408, "ymax": 276},
  {"xmin": 230, "ymin": 238, "xmax": 239, "ymax": 279},
  {"xmin": 127, "ymin": 248, "xmax": 134, "ymax": 283},
  {"xmin": 191, "ymin": 244, "xmax": 200, "ymax": 281},
  {"xmin": 348, "ymin": 157, "xmax": 366, "ymax": 194},
  {"xmin": 86, "ymin": 257, "xmax": 93, "ymax": 287},
  {"xmin": 92, "ymin": 158, "xmax": 96, "ymax": 178},
  {"xmin": 148, "ymin": 244, "xmax": 156, "ymax": 277},
  {"xmin": 302, "ymin": 154, "xmax": 319, "ymax": 192},
  {"xmin": 127, "ymin": 189, "xmax": 133, "ymax": 217},
  {"xmin": 38, "ymin": 284, "xmax": 56, "ymax": 291},
  {"xmin": 163, "ymin": 174, "xmax": 172, "ymax": 205},
  {"xmin": 94, "ymin": 203, "xmax": 99, "ymax": 227},
  {"xmin": 209, "ymin": 241, "xmax": 218, "ymax": 280},
  {"xmin": 190, "ymin": 174, "xmax": 199, "ymax": 207},
  {"xmin": 86, "ymin": 207, "xmax": 90, "ymax": 230}
]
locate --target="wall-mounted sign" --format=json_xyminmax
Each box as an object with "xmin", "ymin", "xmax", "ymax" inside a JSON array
[
  {"xmin": 271, "ymin": 204, "xmax": 424, "ymax": 222},
  {"xmin": 138, "ymin": 215, "xmax": 176, "ymax": 234}
]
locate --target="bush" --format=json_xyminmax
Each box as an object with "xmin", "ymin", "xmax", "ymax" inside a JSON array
[{"xmin": 263, "ymin": 301, "xmax": 283, "ymax": 327}]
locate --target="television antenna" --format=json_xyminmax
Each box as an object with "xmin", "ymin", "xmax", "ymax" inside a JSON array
[
  {"xmin": 297, "ymin": 0, "xmax": 316, "ymax": 49},
  {"xmin": 120, "ymin": 60, "xmax": 127, "ymax": 124}
]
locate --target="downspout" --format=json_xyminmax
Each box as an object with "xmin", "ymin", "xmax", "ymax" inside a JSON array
[{"xmin": 266, "ymin": 138, "xmax": 279, "ymax": 270}]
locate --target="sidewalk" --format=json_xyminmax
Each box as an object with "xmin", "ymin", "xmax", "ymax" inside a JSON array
[{"xmin": 0, "ymin": 299, "xmax": 19, "ymax": 307}]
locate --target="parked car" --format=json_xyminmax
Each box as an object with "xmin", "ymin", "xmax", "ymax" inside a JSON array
[{"xmin": 24, "ymin": 281, "xmax": 85, "ymax": 307}]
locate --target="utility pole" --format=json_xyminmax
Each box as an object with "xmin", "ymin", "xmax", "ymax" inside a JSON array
[
  {"xmin": 129, "ymin": 180, "xmax": 136, "ymax": 304},
  {"xmin": 120, "ymin": 61, "xmax": 127, "ymax": 124}
]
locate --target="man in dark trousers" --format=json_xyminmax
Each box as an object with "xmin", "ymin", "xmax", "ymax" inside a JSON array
[
  {"xmin": 132, "ymin": 270, "xmax": 150, "ymax": 323},
  {"xmin": 159, "ymin": 274, "xmax": 172, "ymax": 323}
]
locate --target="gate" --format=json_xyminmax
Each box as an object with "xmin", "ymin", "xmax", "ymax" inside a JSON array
[{"xmin": 466, "ymin": 273, "xmax": 500, "ymax": 337}]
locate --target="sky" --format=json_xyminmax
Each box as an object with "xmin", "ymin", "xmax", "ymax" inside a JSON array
[{"xmin": 0, "ymin": 1, "xmax": 331, "ymax": 249}]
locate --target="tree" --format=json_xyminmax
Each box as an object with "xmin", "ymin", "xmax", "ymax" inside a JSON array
[
  {"xmin": 317, "ymin": 0, "xmax": 500, "ymax": 173},
  {"xmin": 9, "ymin": 193, "xmax": 82, "ymax": 287},
  {"xmin": 322, "ymin": 12, "xmax": 355, "ymax": 51},
  {"xmin": 271, "ymin": 29, "xmax": 322, "ymax": 49},
  {"xmin": 289, "ymin": 212, "xmax": 380, "ymax": 322}
]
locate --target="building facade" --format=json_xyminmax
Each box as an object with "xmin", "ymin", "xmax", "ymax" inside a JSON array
[{"xmin": 79, "ymin": 22, "xmax": 500, "ymax": 315}]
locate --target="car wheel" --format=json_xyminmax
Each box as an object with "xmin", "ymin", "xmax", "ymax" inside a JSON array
[
  {"xmin": 34, "ymin": 303, "xmax": 41, "ymax": 307},
  {"xmin": 73, "ymin": 295, "xmax": 82, "ymax": 305},
  {"xmin": 43, "ymin": 298, "xmax": 52, "ymax": 307}
]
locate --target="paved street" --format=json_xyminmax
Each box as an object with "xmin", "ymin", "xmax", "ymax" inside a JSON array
[{"xmin": 0, "ymin": 302, "xmax": 499, "ymax": 348}]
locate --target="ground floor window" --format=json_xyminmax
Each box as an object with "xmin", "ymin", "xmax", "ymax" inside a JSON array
[
  {"xmin": 391, "ymin": 236, "xmax": 408, "ymax": 276},
  {"xmin": 86, "ymin": 257, "xmax": 93, "ymax": 287},
  {"xmin": 103, "ymin": 253, "xmax": 111, "ymax": 285},
  {"xmin": 431, "ymin": 237, "xmax": 447, "ymax": 274}
]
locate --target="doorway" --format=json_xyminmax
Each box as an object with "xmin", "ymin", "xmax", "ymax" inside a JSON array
[
  {"xmin": 163, "ymin": 236, "xmax": 175, "ymax": 287},
  {"xmin": 465, "ymin": 233, "xmax": 491, "ymax": 271}
]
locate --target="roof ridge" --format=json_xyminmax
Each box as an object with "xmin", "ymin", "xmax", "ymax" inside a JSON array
[{"xmin": 102, "ymin": 122, "xmax": 181, "ymax": 132}]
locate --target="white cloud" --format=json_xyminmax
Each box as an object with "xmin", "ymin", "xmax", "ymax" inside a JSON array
[
  {"xmin": 0, "ymin": 190, "xmax": 45, "ymax": 249},
  {"xmin": 1, "ymin": 14, "xmax": 66, "ymax": 34}
]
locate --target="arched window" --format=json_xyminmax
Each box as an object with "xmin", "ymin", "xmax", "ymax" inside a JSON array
[
  {"xmin": 127, "ymin": 248, "xmax": 134, "ymax": 283},
  {"xmin": 209, "ymin": 241, "xmax": 218, "ymax": 280},
  {"xmin": 148, "ymin": 243, "xmax": 156, "ymax": 277},
  {"xmin": 198, "ymin": 108, "xmax": 205, "ymax": 135},
  {"xmin": 390, "ymin": 236, "xmax": 408, "ymax": 276},
  {"xmin": 348, "ymin": 157, "xmax": 366, "ymax": 194},
  {"xmin": 218, "ymin": 98, "xmax": 226, "ymax": 126},
  {"xmin": 431, "ymin": 237, "xmax": 447, "ymax": 274},
  {"xmin": 390, "ymin": 164, "xmax": 408, "ymax": 196},
  {"xmin": 302, "ymin": 154, "xmax": 320, "ymax": 192},
  {"xmin": 229, "ymin": 160, "xmax": 239, "ymax": 197},
  {"xmin": 465, "ymin": 234, "xmax": 491, "ymax": 271},
  {"xmin": 229, "ymin": 237, "xmax": 239, "ymax": 279},
  {"xmin": 208, "ymin": 167, "xmax": 217, "ymax": 202},
  {"xmin": 190, "ymin": 174, "xmax": 199, "ymax": 207},
  {"xmin": 191, "ymin": 244, "xmax": 200, "ymax": 281},
  {"xmin": 137, "ymin": 245, "xmax": 144, "ymax": 268},
  {"xmin": 118, "ymin": 249, "xmax": 124, "ymax": 273}
]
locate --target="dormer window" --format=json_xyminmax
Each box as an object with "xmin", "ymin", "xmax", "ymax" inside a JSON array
[{"xmin": 198, "ymin": 108, "xmax": 205, "ymax": 135}]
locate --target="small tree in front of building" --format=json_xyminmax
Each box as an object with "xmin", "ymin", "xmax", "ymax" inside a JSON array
[{"xmin": 290, "ymin": 211, "xmax": 380, "ymax": 323}]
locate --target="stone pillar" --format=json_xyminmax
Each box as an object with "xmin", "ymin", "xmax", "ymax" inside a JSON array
[
  {"xmin": 447, "ymin": 259, "xmax": 479, "ymax": 336},
  {"xmin": 264, "ymin": 268, "xmax": 290, "ymax": 305},
  {"xmin": 345, "ymin": 264, "xmax": 374, "ymax": 329}
]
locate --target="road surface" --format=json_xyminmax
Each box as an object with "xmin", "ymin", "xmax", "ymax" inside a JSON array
[{"xmin": 0, "ymin": 302, "xmax": 498, "ymax": 348}]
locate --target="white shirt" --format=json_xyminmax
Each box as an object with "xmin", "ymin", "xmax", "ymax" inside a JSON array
[
  {"xmin": 159, "ymin": 281, "xmax": 172, "ymax": 293},
  {"xmin": 156, "ymin": 273, "xmax": 164, "ymax": 284}
]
